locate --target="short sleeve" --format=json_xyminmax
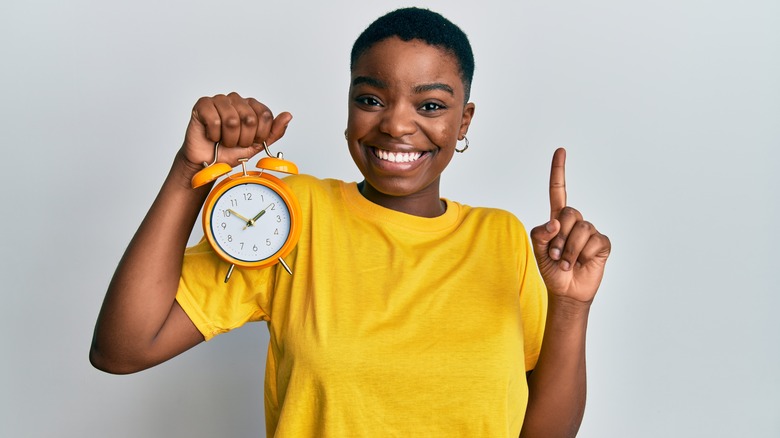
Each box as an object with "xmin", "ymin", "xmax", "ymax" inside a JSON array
[
  {"xmin": 518, "ymin": 228, "xmax": 548, "ymax": 371},
  {"xmin": 175, "ymin": 239, "xmax": 275, "ymax": 341}
]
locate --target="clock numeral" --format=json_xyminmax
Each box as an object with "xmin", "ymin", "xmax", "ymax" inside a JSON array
[
  {"xmin": 243, "ymin": 193, "xmax": 253, "ymax": 201},
  {"xmin": 252, "ymin": 245, "xmax": 258, "ymax": 252},
  {"xmin": 222, "ymin": 210, "xmax": 231, "ymax": 217},
  {"xmin": 230, "ymin": 199, "xmax": 239, "ymax": 207},
  {"xmin": 276, "ymin": 215, "xmax": 281, "ymax": 223},
  {"xmin": 227, "ymin": 235, "xmax": 233, "ymax": 242},
  {"xmin": 239, "ymin": 242, "xmax": 244, "ymax": 250},
  {"xmin": 270, "ymin": 203, "xmax": 276, "ymax": 210},
  {"xmin": 221, "ymin": 222, "xmax": 226, "ymax": 229},
  {"xmin": 274, "ymin": 228, "xmax": 279, "ymax": 235},
  {"xmin": 265, "ymin": 239, "xmax": 272, "ymax": 246}
]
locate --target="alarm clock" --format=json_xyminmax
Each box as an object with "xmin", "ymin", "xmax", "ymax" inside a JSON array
[{"xmin": 191, "ymin": 142, "xmax": 302, "ymax": 282}]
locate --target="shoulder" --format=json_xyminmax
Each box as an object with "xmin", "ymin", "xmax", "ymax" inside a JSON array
[
  {"xmin": 446, "ymin": 201, "xmax": 533, "ymax": 249},
  {"xmin": 453, "ymin": 201, "xmax": 529, "ymax": 235},
  {"xmin": 281, "ymin": 173, "xmax": 332, "ymax": 191},
  {"xmin": 448, "ymin": 202, "xmax": 538, "ymax": 271},
  {"xmin": 282, "ymin": 174, "xmax": 349, "ymax": 200}
]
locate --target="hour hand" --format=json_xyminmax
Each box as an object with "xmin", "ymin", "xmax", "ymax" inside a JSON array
[{"xmin": 244, "ymin": 203, "xmax": 274, "ymax": 229}]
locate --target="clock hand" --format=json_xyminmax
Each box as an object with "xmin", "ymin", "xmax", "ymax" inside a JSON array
[
  {"xmin": 244, "ymin": 203, "xmax": 274, "ymax": 230},
  {"xmin": 227, "ymin": 209, "xmax": 252, "ymax": 225}
]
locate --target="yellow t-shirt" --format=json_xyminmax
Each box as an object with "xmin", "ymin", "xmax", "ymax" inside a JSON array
[{"xmin": 176, "ymin": 175, "xmax": 547, "ymax": 437}]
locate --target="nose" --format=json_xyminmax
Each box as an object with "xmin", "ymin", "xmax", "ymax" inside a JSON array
[{"xmin": 379, "ymin": 103, "xmax": 417, "ymax": 139}]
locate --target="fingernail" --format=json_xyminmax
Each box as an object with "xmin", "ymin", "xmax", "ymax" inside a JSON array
[
  {"xmin": 550, "ymin": 248, "xmax": 561, "ymax": 260},
  {"xmin": 545, "ymin": 221, "xmax": 555, "ymax": 232},
  {"xmin": 560, "ymin": 260, "xmax": 571, "ymax": 271}
]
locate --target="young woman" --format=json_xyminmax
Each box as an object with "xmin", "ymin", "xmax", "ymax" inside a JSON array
[{"xmin": 91, "ymin": 8, "xmax": 610, "ymax": 437}]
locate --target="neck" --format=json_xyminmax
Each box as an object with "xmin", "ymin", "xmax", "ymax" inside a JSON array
[{"xmin": 358, "ymin": 181, "xmax": 446, "ymax": 218}]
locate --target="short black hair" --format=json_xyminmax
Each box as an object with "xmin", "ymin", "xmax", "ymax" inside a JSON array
[{"xmin": 350, "ymin": 7, "xmax": 475, "ymax": 102}]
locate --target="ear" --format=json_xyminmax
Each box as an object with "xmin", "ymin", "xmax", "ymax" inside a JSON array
[{"xmin": 458, "ymin": 102, "xmax": 475, "ymax": 139}]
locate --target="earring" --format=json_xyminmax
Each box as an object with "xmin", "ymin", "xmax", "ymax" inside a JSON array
[
  {"xmin": 455, "ymin": 136, "xmax": 469, "ymax": 153},
  {"xmin": 344, "ymin": 129, "xmax": 348, "ymax": 140}
]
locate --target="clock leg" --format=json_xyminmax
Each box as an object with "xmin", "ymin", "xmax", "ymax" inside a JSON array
[
  {"xmin": 279, "ymin": 258, "xmax": 293, "ymax": 275},
  {"xmin": 224, "ymin": 264, "xmax": 236, "ymax": 283}
]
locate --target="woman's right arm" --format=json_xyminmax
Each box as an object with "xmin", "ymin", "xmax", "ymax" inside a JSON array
[{"xmin": 89, "ymin": 93, "xmax": 292, "ymax": 374}]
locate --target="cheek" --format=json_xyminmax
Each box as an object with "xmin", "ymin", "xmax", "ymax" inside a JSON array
[
  {"xmin": 346, "ymin": 105, "xmax": 359, "ymax": 128},
  {"xmin": 347, "ymin": 110, "xmax": 375, "ymax": 136},
  {"xmin": 440, "ymin": 126, "xmax": 455, "ymax": 143},
  {"xmin": 434, "ymin": 118, "xmax": 462, "ymax": 147}
]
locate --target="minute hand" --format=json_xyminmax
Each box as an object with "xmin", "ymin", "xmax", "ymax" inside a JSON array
[
  {"xmin": 244, "ymin": 203, "xmax": 274, "ymax": 230},
  {"xmin": 227, "ymin": 209, "xmax": 252, "ymax": 224}
]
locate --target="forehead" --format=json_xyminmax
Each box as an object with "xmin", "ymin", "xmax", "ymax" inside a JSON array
[{"xmin": 351, "ymin": 37, "xmax": 464, "ymax": 90}]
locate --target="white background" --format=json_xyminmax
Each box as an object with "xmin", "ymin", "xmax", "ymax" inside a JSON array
[{"xmin": 1, "ymin": 0, "xmax": 778, "ymax": 437}]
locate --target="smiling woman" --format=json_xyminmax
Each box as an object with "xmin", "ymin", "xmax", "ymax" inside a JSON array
[
  {"xmin": 347, "ymin": 37, "xmax": 475, "ymax": 217},
  {"xmin": 90, "ymin": 7, "xmax": 610, "ymax": 438}
]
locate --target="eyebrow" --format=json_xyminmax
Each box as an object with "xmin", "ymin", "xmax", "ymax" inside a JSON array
[
  {"xmin": 352, "ymin": 76, "xmax": 388, "ymax": 88},
  {"xmin": 413, "ymin": 83, "xmax": 454, "ymax": 96},
  {"xmin": 352, "ymin": 76, "xmax": 454, "ymax": 96}
]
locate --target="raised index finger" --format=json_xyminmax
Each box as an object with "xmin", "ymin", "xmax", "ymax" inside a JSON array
[{"xmin": 549, "ymin": 147, "xmax": 567, "ymax": 220}]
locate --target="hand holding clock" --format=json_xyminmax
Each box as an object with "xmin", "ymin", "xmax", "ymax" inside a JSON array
[
  {"xmin": 529, "ymin": 148, "xmax": 611, "ymax": 304},
  {"xmin": 182, "ymin": 92, "xmax": 293, "ymax": 173}
]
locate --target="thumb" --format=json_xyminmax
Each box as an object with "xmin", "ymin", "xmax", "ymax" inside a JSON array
[
  {"xmin": 264, "ymin": 112, "xmax": 293, "ymax": 146},
  {"xmin": 530, "ymin": 219, "xmax": 560, "ymax": 264}
]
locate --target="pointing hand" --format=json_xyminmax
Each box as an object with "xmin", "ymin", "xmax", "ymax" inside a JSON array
[{"xmin": 529, "ymin": 148, "xmax": 611, "ymax": 303}]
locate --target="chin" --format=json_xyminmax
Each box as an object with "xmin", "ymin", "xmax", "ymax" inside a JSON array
[{"xmin": 364, "ymin": 175, "xmax": 438, "ymax": 199}]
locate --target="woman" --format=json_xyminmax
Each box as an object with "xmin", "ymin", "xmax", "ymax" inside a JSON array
[{"xmin": 90, "ymin": 7, "xmax": 610, "ymax": 437}]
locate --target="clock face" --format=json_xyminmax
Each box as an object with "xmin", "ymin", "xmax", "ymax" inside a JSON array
[{"xmin": 208, "ymin": 182, "xmax": 293, "ymax": 263}]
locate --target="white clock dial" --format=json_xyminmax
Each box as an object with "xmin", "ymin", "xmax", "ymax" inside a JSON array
[{"xmin": 209, "ymin": 182, "xmax": 292, "ymax": 262}]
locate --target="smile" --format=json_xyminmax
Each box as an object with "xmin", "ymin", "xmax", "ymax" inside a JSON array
[{"xmin": 372, "ymin": 148, "xmax": 424, "ymax": 163}]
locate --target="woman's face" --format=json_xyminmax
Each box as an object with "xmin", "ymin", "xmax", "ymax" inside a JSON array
[{"xmin": 346, "ymin": 37, "xmax": 474, "ymax": 213}]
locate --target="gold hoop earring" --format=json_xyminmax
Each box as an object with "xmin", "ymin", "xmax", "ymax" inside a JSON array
[{"xmin": 455, "ymin": 136, "xmax": 469, "ymax": 153}]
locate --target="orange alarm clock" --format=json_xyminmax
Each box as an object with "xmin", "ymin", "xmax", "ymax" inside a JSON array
[{"xmin": 191, "ymin": 142, "xmax": 302, "ymax": 282}]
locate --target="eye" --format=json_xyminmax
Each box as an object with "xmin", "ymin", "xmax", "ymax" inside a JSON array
[
  {"xmin": 355, "ymin": 96, "xmax": 382, "ymax": 107},
  {"xmin": 420, "ymin": 102, "xmax": 445, "ymax": 112}
]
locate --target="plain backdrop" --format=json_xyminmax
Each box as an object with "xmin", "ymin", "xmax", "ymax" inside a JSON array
[{"xmin": 1, "ymin": 0, "xmax": 778, "ymax": 437}]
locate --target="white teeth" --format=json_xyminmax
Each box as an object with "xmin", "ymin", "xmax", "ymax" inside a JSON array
[{"xmin": 375, "ymin": 149, "xmax": 422, "ymax": 163}]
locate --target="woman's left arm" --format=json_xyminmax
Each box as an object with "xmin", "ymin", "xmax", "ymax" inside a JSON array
[{"xmin": 520, "ymin": 148, "xmax": 611, "ymax": 438}]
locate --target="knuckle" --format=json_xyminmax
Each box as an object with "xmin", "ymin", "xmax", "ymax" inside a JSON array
[
  {"xmin": 559, "ymin": 207, "xmax": 576, "ymax": 218},
  {"xmin": 223, "ymin": 115, "xmax": 240, "ymax": 128},
  {"xmin": 241, "ymin": 114, "xmax": 258, "ymax": 126},
  {"xmin": 576, "ymin": 221, "xmax": 594, "ymax": 232}
]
